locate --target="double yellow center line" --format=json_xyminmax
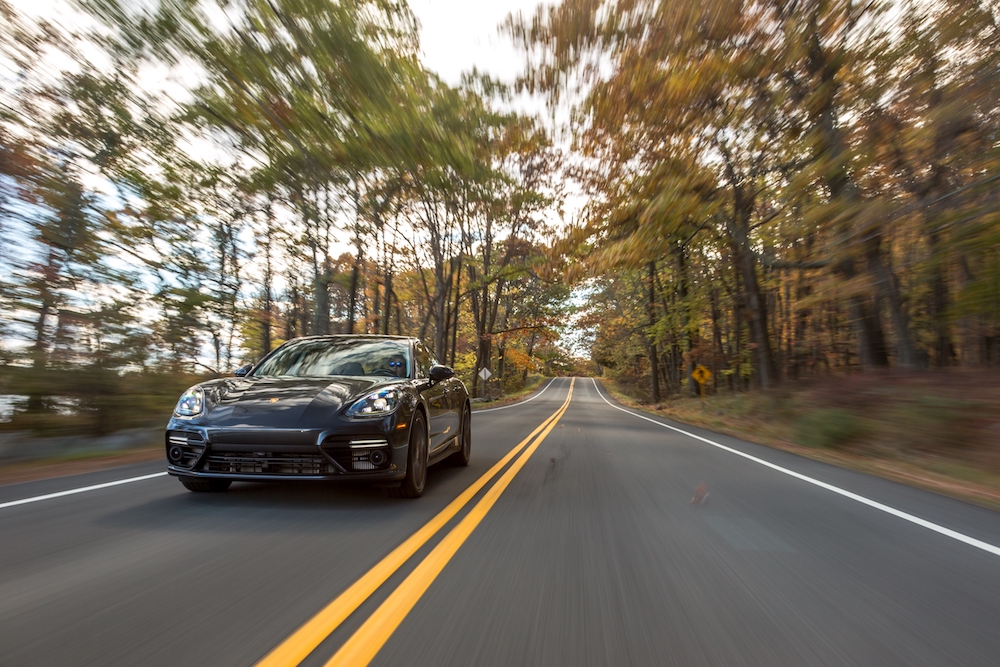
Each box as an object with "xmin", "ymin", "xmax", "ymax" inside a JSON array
[{"xmin": 255, "ymin": 378, "xmax": 575, "ymax": 667}]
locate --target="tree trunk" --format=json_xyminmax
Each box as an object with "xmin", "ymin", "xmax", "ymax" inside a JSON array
[
  {"xmin": 523, "ymin": 330, "xmax": 538, "ymax": 383},
  {"xmin": 647, "ymin": 261, "xmax": 661, "ymax": 403},
  {"xmin": 433, "ymin": 262, "xmax": 447, "ymax": 358},
  {"xmin": 865, "ymin": 236, "xmax": 917, "ymax": 368},
  {"xmin": 710, "ymin": 286, "xmax": 724, "ymax": 382},
  {"xmin": 678, "ymin": 246, "xmax": 696, "ymax": 395},
  {"xmin": 927, "ymin": 232, "xmax": 954, "ymax": 365},
  {"xmin": 730, "ymin": 218, "xmax": 776, "ymax": 388},
  {"xmin": 346, "ymin": 260, "xmax": 359, "ymax": 334},
  {"xmin": 383, "ymin": 273, "xmax": 393, "ymax": 335},
  {"xmin": 450, "ymin": 258, "xmax": 462, "ymax": 366},
  {"xmin": 372, "ymin": 277, "xmax": 381, "ymax": 335},
  {"xmin": 27, "ymin": 256, "xmax": 54, "ymax": 412},
  {"xmin": 261, "ymin": 203, "xmax": 274, "ymax": 355}
]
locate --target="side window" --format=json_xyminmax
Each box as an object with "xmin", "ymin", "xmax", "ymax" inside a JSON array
[{"xmin": 414, "ymin": 343, "xmax": 434, "ymax": 378}]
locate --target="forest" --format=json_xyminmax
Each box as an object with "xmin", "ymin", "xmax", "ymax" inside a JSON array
[
  {"xmin": 3, "ymin": 0, "xmax": 1000, "ymax": 457},
  {"xmin": 510, "ymin": 0, "xmax": 1000, "ymax": 403}
]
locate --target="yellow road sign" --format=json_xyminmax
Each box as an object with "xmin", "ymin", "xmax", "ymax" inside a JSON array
[{"xmin": 692, "ymin": 364, "xmax": 712, "ymax": 385}]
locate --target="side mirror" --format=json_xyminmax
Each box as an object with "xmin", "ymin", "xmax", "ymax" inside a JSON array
[
  {"xmin": 428, "ymin": 365, "xmax": 455, "ymax": 382},
  {"xmin": 234, "ymin": 363, "xmax": 253, "ymax": 377}
]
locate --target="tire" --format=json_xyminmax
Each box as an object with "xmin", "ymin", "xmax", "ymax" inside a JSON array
[
  {"xmin": 387, "ymin": 411, "xmax": 428, "ymax": 498},
  {"xmin": 448, "ymin": 404, "xmax": 471, "ymax": 467},
  {"xmin": 180, "ymin": 478, "xmax": 232, "ymax": 493}
]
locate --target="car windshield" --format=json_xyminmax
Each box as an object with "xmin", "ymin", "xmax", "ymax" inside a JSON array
[{"xmin": 251, "ymin": 338, "xmax": 411, "ymax": 379}]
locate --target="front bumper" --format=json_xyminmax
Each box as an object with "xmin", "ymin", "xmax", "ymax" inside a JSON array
[
  {"xmin": 164, "ymin": 418, "xmax": 410, "ymax": 482},
  {"xmin": 167, "ymin": 468, "xmax": 407, "ymax": 482}
]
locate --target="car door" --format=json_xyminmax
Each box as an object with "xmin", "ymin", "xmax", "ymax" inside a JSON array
[
  {"xmin": 414, "ymin": 343, "xmax": 453, "ymax": 452},
  {"xmin": 440, "ymin": 373, "xmax": 463, "ymax": 445},
  {"xmin": 447, "ymin": 375, "xmax": 466, "ymax": 415}
]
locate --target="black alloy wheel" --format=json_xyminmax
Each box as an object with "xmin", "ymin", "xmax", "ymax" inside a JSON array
[
  {"xmin": 448, "ymin": 405, "xmax": 472, "ymax": 467},
  {"xmin": 389, "ymin": 411, "xmax": 427, "ymax": 498},
  {"xmin": 180, "ymin": 478, "xmax": 232, "ymax": 493}
]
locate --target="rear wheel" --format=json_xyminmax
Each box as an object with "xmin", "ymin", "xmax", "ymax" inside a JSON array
[
  {"xmin": 180, "ymin": 478, "xmax": 232, "ymax": 493},
  {"xmin": 388, "ymin": 411, "xmax": 427, "ymax": 498},
  {"xmin": 448, "ymin": 405, "xmax": 471, "ymax": 467}
]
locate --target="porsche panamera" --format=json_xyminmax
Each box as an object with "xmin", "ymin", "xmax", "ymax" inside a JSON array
[{"xmin": 165, "ymin": 335, "xmax": 471, "ymax": 498}]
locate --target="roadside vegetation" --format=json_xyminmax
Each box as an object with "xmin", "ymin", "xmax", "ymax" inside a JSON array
[
  {"xmin": 515, "ymin": 0, "xmax": 1000, "ymax": 394},
  {"xmin": 604, "ymin": 372, "xmax": 1000, "ymax": 509},
  {"xmin": 470, "ymin": 373, "xmax": 547, "ymax": 409}
]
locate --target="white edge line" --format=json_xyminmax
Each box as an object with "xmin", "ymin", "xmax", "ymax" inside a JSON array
[
  {"xmin": 474, "ymin": 378, "xmax": 556, "ymax": 413},
  {"xmin": 591, "ymin": 378, "xmax": 1000, "ymax": 558},
  {"xmin": 0, "ymin": 472, "xmax": 168, "ymax": 510}
]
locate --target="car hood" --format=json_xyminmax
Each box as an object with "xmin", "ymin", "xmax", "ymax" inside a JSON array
[{"xmin": 197, "ymin": 376, "xmax": 397, "ymax": 428}]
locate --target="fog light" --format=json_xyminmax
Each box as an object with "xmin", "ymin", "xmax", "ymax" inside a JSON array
[
  {"xmin": 369, "ymin": 450, "xmax": 387, "ymax": 466},
  {"xmin": 168, "ymin": 446, "xmax": 185, "ymax": 463}
]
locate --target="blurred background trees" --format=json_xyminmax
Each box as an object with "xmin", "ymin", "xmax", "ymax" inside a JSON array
[
  {"xmin": 510, "ymin": 0, "xmax": 1000, "ymax": 401},
  {"xmin": 0, "ymin": 0, "xmax": 565, "ymax": 434}
]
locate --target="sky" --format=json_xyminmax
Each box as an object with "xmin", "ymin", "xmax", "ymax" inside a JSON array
[{"xmin": 408, "ymin": 0, "xmax": 543, "ymax": 87}]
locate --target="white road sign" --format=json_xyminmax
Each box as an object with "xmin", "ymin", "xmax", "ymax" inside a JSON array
[{"xmin": 478, "ymin": 367, "xmax": 492, "ymax": 381}]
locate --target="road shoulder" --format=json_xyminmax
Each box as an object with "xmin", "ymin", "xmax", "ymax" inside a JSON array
[
  {"xmin": 0, "ymin": 446, "xmax": 163, "ymax": 488},
  {"xmin": 600, "ymin": 380, "xmax": 1000, "ymax": 512}
]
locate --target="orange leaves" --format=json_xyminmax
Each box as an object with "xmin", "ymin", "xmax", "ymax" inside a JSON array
[{"xmin": 502, "ymin": 347, "xmax": 537, "ymax": 373}]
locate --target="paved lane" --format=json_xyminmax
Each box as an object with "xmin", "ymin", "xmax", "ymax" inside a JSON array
[
  {"xmin": 370, "ymin": 378, "xmax": 1000, "ymax": 667},
  {"xmin": 2, "ymin": 377, "xmax": 999, "ymax": 667},
  {"xmin": 0, "ymin": 379, "xmax": 569, "ymax": 667}
]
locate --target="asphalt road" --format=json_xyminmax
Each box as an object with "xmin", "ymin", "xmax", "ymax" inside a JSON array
[{"xmin": 2, "ymin": 377, "xmax": 999, "ymax": 667}]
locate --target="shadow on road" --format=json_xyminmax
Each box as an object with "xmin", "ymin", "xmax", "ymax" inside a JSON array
[{"xmin": 90, "ymin": 463, "xmax": 473, "ymax": 535}]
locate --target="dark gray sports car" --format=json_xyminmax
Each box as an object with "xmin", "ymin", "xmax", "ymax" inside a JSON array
[{"xmin": 165, "ymin": 335, "xmax": 471, "ymax": 498}]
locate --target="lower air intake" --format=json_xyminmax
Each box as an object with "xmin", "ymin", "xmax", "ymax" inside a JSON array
[
  {"xmin": 202, "ymin": 453, "xmax": 334, "ymax": 475},
  {"xmin": 321, "ymin": 437, "xmax": 391, "ymax": 472}
]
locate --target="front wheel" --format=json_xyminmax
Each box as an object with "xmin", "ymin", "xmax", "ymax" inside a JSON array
[
  {"xmin": 387, "ymin": 411, "xmax": 427, "ymax": 498},
  {"xmin": 180, "ymin": 478, "xmax": 232, "ymax": 493},
  {"xmin": 448, "ymin": 405, "xmax": 471, "ymax": 467}
]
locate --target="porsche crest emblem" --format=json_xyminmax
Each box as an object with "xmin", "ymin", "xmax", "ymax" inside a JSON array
[{"xmin": 269, "ymin": 397, "xmax": 279, "ymax": 403}]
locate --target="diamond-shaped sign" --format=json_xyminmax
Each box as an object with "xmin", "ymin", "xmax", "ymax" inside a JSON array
[
  {"xmin": 478, "ymin": 367, "xmax": 492, "ymax": 381},
  {"xmin": 692, "ymin": 364, "xmax": 712, "ymax": 385}
]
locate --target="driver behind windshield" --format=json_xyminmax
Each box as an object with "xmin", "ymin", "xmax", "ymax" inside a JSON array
[
  {"xmin": 384, "ymin": 353, "xmax": 408, "ymax": 378},
  {"xmin": 251, "ymin": 339, "xmax": 412, "ymax": 378}
]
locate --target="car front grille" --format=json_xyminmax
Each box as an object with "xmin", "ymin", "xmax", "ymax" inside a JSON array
[{"xmin": 201, "ymin": 452, "xmax": 336, "ymax": 475}]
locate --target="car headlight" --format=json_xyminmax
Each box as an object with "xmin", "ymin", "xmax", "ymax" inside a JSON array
[
  {"xmin": 174, "ymin": 386, "xmax": 205, "ymax": 417},
  {"xmin": 347, "ymin": 388, "xmax": 401, "ymax": 417}
]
